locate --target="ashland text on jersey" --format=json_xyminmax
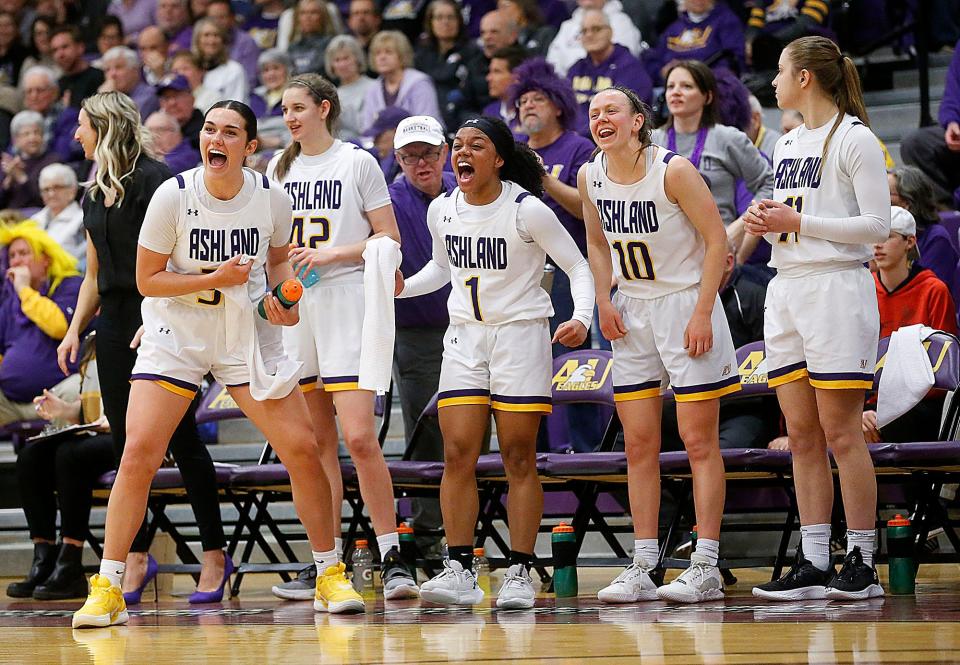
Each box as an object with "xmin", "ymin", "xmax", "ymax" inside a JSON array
[
  {"xmin": 282, "ymin": 179, "xmax": 343, "ymax": 211},
  {"xmin": 595, "ymin": 199, "xmax": 660, "ymax": 234},
  {"xmin": 444, "ymin": 234, "xmax": 509, "ymax": 270},
  {"xmin": 774, "ymin": 156, "xmax": 823, "ymax": 190},
  {"xmin": 189, "ymin": 227, "xmax": 261, "ymax": 262}
]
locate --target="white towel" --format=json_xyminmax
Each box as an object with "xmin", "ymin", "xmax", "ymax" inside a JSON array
[
  {"xmin": 220, "ymin": 283, "xmax": 303, "ymax": 401},
  {"xmin": 359, "ymin": 237, "xmax": 401, "ymax": 393},
  {"xmin": 877, "ymin": 324, "xmax": 936, "ymax": 428}
]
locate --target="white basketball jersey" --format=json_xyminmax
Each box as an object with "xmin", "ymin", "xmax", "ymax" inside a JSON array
[
  {"xmin": 267, "ymin": 140, "xmax": 388, "ymax": 283},
  {"xmin": 585, "ymin": 146, "xmax": 704, "ymax": 299},
  {"xmin": 768, "ymin": 113, "xmax": 885, "ymax": 274},
  {"xmin": 432, "ymin": 181, "xmax": 553, "ymax": 325},
  {"xmin": 164, "ymin": 167, "xmax": 275, "ymax": 307}
]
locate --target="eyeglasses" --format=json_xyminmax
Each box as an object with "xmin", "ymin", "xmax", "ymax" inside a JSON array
[
  {"xmin": 40, "ymin": 184, "xmax": 68, "ymax": 194},
  {"xmin": 515, "ymin": 93, "xmax": 550, "ymax": 109},
  {"xmin": 396, "ymin": 148, "xmax": 442, "ymax": 165},
  {"xmin": 579, "ymin": 25, "xmax": 609, "ymax": 36}
]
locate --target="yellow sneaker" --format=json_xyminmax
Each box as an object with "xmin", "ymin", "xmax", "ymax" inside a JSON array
[
  {"xmin": 72, "ymin": 575, "xmax": 129, "ymax": 629},
  {"xmin": 315, "ymin": 563, "xmax": 364, "ymax": 614}
]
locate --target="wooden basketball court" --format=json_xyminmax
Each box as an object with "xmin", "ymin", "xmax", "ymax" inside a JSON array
[{"xmin": 3, "ymin": 566, "xmax": 959, "ymax": 664}]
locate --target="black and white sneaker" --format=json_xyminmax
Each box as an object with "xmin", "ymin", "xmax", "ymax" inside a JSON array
[
  {"xmin": 825, "ymin": 547, "xmax": 884, "ymax": 601},
  {"xmin": 381, "ymin": 547, "xmax": 420, "ymax": 600},
  {"xmin": 272, "ymin": 564, "xmax": 317, "ymax": 600},
  {"xmin": 752, "ymin": 545, "xmax": 835, "ymax": 601}
]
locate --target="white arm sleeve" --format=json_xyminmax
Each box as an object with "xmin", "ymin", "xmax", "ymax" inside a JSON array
[
  {"xmin": 398, "ymin": 197, "xmax": 451, "ymax": 298},
  {"xmin": 137, "ymin": 178, "xmax": 180, "ymax": 255},
  {"xmin": 799, "ymin": 127, "xmax": 891, "ymax": 244},
  {"xmin": 517, "ymin": 197, "xmax": 595, "ymax": 328}
]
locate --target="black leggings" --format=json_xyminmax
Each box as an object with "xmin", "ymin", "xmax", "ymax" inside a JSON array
[
  {"xmin": 98, "ymin": 296, "xmax": 225, "ymax": 552},
  {"xmin": 17, "ymin": 433, "xmax": 115, "ymax": 542}
]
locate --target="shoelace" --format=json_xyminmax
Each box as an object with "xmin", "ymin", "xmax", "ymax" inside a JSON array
[
  {"xmin": 834, "ymin": 558, "xmax": 861, "ymax": 583},
  {"xmin": 676, "ymin": 562, "xmax": 712, "ymax": 587},
  {"xmin": 501, "ymin": 567, "xmax": 530, "ymax": 591},
  {"xmin": 612, "ymin": 563, "xmax": 647, "ymax": 585}
]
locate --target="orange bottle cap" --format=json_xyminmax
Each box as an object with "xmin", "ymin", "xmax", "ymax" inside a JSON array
[
  {"xmin": 397, "ymin": 522, "xmax": 413, "ymax": 534},
  {"xmin": 355, "ymin": 539, "xmax": 368, "ymax": 547},
  {"xmin": 888, "ymin": 514, "xmax": 911, "ymax": 526},
  {"xmin": 280, "ymin": 279, "xmax": 303, "ymax": 302},
  {"xmin": 473, "ymin": 547, "xmax": 485, "ymax": 556},
  {"xmin": 553, "ymin": 522, "xmax": 574, "ymax": 533}
]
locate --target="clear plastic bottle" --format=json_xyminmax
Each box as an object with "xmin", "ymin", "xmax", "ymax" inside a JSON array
[
  {"xmin": 350, "ymin": 539, "xmax": 375, "ymax": 599},
  {"xmin": 472, "ymin": 547, "xmax": 491, "ymax": 595},
  {"xmin": 294, "ymin": 262, "xmax": 321, "ymax": 288}
]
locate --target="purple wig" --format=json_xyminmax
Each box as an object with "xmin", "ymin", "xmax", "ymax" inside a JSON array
[
  {"xmin": 506, "ymin": 58, "xmax": 579, "ymax": 132},
  {"xmin": 714, "ymin": 68, "xmax": 752, "ymax": 133}
]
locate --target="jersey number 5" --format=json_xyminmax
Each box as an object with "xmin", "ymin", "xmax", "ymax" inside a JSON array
[
  {"xmin": 778, "ymin": 196, "xmax": 803, "ymax": 243},
  {"xmin": 612, "ymin": 240, "xmax": 656, "ymax": 281},
  {"xmin": 465, "ymin": 275, "xmax": 482, "ymax": 321},
  {"xmin": 197, "ymin": 267, "xmax": 222, "ymax": 306},
  {"xmin": 291, "ymin": 216, "xmax": 331, "ymax": 248}
]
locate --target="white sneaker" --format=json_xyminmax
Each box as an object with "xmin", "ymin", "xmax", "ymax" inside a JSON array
[
  {"xmin": 656, "ymin": 561, "xmax": 724, "ymax": 603},
  {"xmin": 496, "ymin": 564, "xmax": 535, "ymax": 609},
  {"xmin": 597, "ymin": 560, "xmax": 659, "ymax": 604},
  {"xmin": 419, "ymin": 560, "xmax": 484, "ymax": 605}
]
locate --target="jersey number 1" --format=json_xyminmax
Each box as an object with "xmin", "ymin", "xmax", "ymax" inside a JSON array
[
  {"xmin": 612, "ymin": 240, "xmax": 656, "ymax": 281},
  {"xmin": 465, "ymin": 276, "xmax": 482, "ymax": 321},
  {"xmin": 778, "ymin": 196, "xmax": 803, "ymax": 243}
]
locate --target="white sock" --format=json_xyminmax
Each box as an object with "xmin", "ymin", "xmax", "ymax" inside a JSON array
[
  {"xmin": 692, "ymin": 538, "xmax": 720, "ymax": 567},
  {"xmin": 633, "ymin": 539, "xmax": 658, "ymax": 568},
  {"xmin": 99, "ymin": 559, "xmax": 125, "ymax": 589},
  {"xmin": 376, "ymin": 532, "xmax": 400, "ymax": 561},
  {"xmin": 334, "ymin": 538, "xmax": 343, "ymax": 562},
  {"xmin": 847, "ymin": 529, "xmax": 876, "ymax": 568},
  {"xmin": 313, "ymin": 549, "xmax": 338, "ymax": 577},
  {"xmin": 800, "ymin": 523, "xmax": 832, "ymax": 571}
]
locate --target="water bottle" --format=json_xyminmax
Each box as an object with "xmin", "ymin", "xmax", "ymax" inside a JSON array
[
  {"xmin": 257, "ymin": 279, "xmax": 303, "ymax": 318},
  {"xmin": 294, "ymin": 261, "xmax": 321, "ymax": 288},
  {"xmin": 691, "ymin": 524, "xmax": 698, "ymax": 557},
  {"xmin": 350, "ymin": 539, "xmax": 375, "ymax": 599},
  {"xmin": 887, "ymin": 515, "xmax": 916, "ymax": 595},
  {"xmin": 472, "ymin": 548, "xmax": 491, "ymax": 594},
  {"xmin": 398, "ymin": 522, "xmax": 417, "ymax": 579},
  {"xmin": 551, "ymin": 523, "xmax": 578, "ymax": 597}
]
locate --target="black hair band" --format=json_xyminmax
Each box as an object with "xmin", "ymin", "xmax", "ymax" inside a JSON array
[{"xmin": 459, "ymin": 116, "xmax": 514, "ymax": 162}]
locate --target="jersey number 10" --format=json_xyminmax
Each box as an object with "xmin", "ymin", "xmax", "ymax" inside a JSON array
[{"xmin": 612, "ymin": 240, "xmax": 656, "ymax": 281}]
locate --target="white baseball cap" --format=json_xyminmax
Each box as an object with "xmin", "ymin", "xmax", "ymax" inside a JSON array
[
  {"xmin": 394, "ymin": 116, "xmax": 445, "ymax": 150},
  {"xmin": 890, "ymin": 205, "xmax": 917, "ymax": 236}
]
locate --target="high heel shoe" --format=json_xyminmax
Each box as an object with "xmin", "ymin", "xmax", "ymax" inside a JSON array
[
  {"xmin": 188, "ymin": 552, "xmax": 234, "ymax": 604},
  {"xmin": 122, "ymin": 554, "xmax": 158, "ymax": 605}
]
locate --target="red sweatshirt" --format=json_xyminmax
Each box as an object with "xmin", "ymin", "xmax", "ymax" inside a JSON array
[{"xmin": 875, "ymin": 265, "xmax": 958, "ymax": 339}]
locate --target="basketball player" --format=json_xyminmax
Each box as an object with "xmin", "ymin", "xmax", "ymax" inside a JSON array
[
  {"xmin": 266, "ymin": 74, "xmax": 419, "ymax": 599},
  {"xmin": 398, "ymin": 116, "xmax": 595, "ymax": 609},
  {"xmin": 72, "ymin": 101, "xmax": 362, "ymax": 629},
  {"xmin": 746, "ymin": 37, "xmax": 890, "ymax": 601},
  {"xmin": 582, "ymin": 86, "xmax": 739, "ymax": 604}
]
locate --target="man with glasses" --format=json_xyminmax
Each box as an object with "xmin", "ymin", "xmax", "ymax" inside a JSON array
[
  {"xmin": 567, "ymin": 9, "xmax": 651, "ymax": 137},
  {"xmin": 389, "ymin": 115, "xmax": 455, "ymax": 553}
]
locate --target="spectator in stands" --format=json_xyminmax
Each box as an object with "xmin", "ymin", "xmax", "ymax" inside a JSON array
[
  {"xmin": 364, "ymin": 105, "xmax": 410, "ymax": 181},
  {"xmin": 901, "ymin": 40, "xmax": 960, "ymax": 206},
  {"xmin": 414, "ymin": 0, "xmax": 482, "ymax": 132},
  {"xmin": 22, "ymin": 15, "xmax": 56, "ymax": 74},
  {"xmin": 0, "ymin": 11, "xmax": 26, "ymax": 88},
  {"xmin": 456, "ymin": 10, "xmax": 519, "ymax": 127},
  {"xmin": 388, "ymin": 115, "xmax": 455, "ymax": 544},
  {"xmin": 51, "ymin": 26, "xmax": 105, "ymax": 108},
  {"xmin": 99, "ymin": 46, "xmax": 159, "ymax": 119},
  {"xmin": 889, "ymin": 165, "xmax": 959, "ymax": 288},
  {"xmin": 745, "ymin": 0, "xmax": 831, "ymax": 72},
  {"xmin": 362, "ymin": 31, "xmax": 443, "ymax": 134},
  {"xmin": 21, "ymin": 66, "xmax": 78, "ymax": 160},
  {"xmin": 3, "ymin": 0, "xmax": 32, "ymax": 45},
  {"xmin": 107, "ymin": 0, "xmax": 157, "ymax": 42},
  {"xmin": 137, "ymin": 26, "xmax": 170, "ymax": 86},
  {"xmin": 206, "ymin": 0, "xmax": 260, "ymax": 90},
  {"xmin": 34, "ymin": 164, "xmax": 84, "ymax": 267},
  {"xmin": 0, "ymin": 221, "xmax": 82, "ymax": 427},
  {"xmin": 326, "ymin": 35, "xmax": 375, "ymax": 142},
  {"xmin": 863, "ymin": 207, "xmax": 958, "ymax": 444},
  {"xmin": 170, "ymin": 50, "xmax": 219, "ymax": 112},
  {"xmin": 157, "ymin": 0, "xmax": 193, "ymax": 52},
  {"xmin": 546, "ymin": 0, "xmax": 643, "ymax": 77},
  {"xmin": 94, "ymin": 16, "xmax": 125, "ymax": 61},
  {"xmin": 483, "ymin": 45, "xmax": 527, "ymax": 133},
  {"xmin": 157, "ymin": 73, "xmax": 204, "ymax": 149},
  {"xmin": 144, "ymin": 110, "xmax": 199, "ymax": 174},
  {"xmin": 497, "ymin": 0, "xmax": 555, "ymax": 56},
  {"xmin": 567, "ymin": 9, "xmax": 651, "ymax": 137},
  {"xmin": 250, "ymin": 49, "xmax": 291, "ymax": 150},
  {"xmin": 747, "ymin": 93, "xmax": 780, "ymax": 163},
  {"xmin": 244, "ymin": 0, "xmax": 286, "ymax": 50},
  {"xmin": 347, "ymin": 0, "xmax": 383, "ymax": 53},
  {"xmin": 8, "ymin": 334, "xmax": 113, "ymax": 601},
  {"xmin": 643, "ymin": 0, "xmax": 744, "ymax": 85},
  {"xmin": 780, "ymin": 107, "xmax": 802, "ymax": 134},
  {"xmin": 0, "ymin": 110, "xmax": 60, "ymax": 210},
  {"xmin": 191, "ymin": 17, "xmax": 248, "ymax": 104},
  {"xmin": 275, "ymin": 0, "xmax": 343, "ymax": 51},
  {"xmin": 652, "ymin": 60, "xmax": 773, "ymax": 228},
  {"xmin": 287, "ymin": 0, "xmax": 336, "ymax": 75}
]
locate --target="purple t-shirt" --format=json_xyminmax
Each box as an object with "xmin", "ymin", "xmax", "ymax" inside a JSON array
[
  {"xmin": 642, "ymin": 4, "xmax": 746, "ymax": 83},
  {"xmin": 389, "ymin": 172, "xmax": 457, "ymax": 329},
  {"xmin": 531, "ymin": 131, "xmax": 595, "ymax": 256},
  {"xmin": 568, "ymin": 44, "xmax": 653, "ymax": 138},
  {"xmin": 0, "ymin": 276, "xmax": 82, "ymax": 403},
  {"xmin": 918, "ymin": 222, "xmax": 959, "ymax": 288}
]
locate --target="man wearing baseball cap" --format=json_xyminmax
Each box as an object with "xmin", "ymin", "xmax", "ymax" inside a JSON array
[
  {"xmin": 388, "ymin": 115, "xmax": 456, "ymax": 553},
  {"xmin": 864, "ymin": 205, "xmax": 958, "ymax": 444},
  {"xmin": 156, "ymin": 74, "xmax": 204, "ymax": 150}
]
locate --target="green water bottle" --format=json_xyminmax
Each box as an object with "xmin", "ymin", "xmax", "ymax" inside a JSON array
[
  {"xmin": 257, "ymin": 279, "xmax": 302, "ymax": 319},
  {"xmin": 398, "ymin": 522, "xmax": 417, "ymax": 579},
  {"xmin": 887, "ymin": 515, "xmax": 916, "ymax": 595},
  {"xmin": 551, "ymin": 523, "xmax": 578, "ymax": 597}
]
